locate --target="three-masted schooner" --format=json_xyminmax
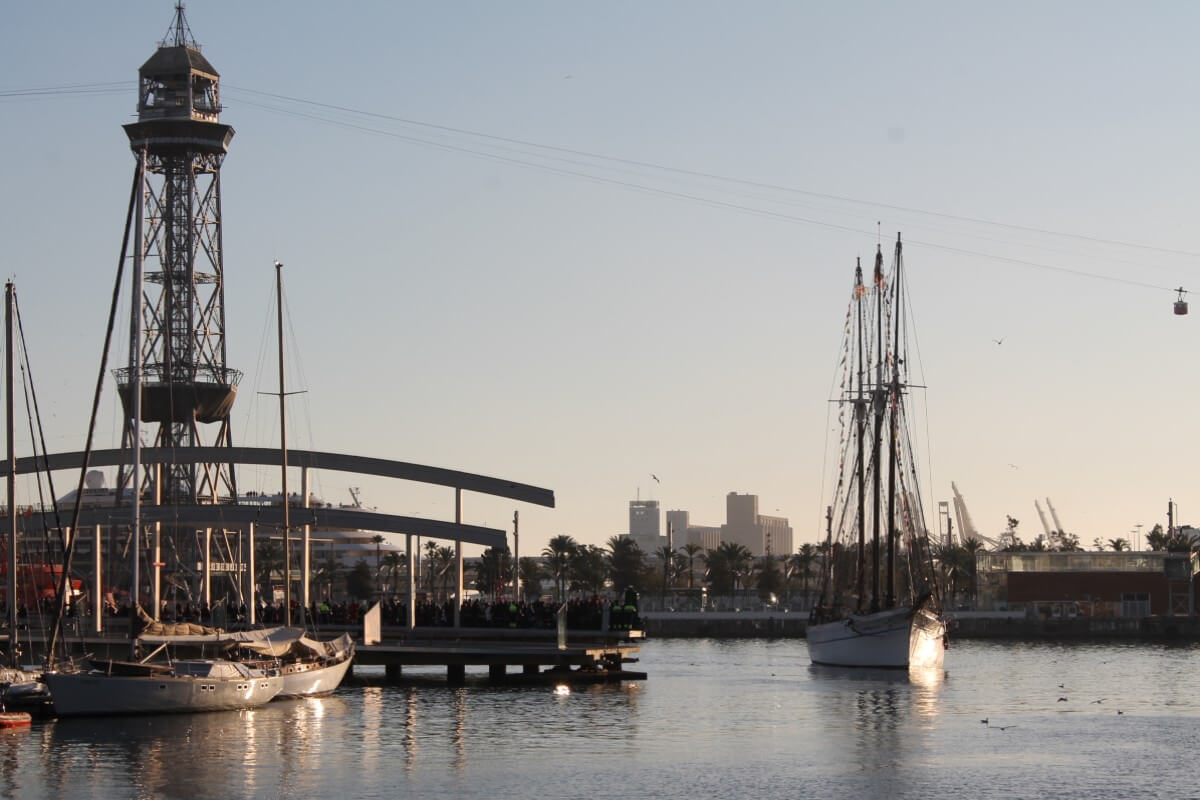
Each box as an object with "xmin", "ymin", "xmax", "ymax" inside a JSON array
[{"xmin": 807, "ymin": 234, "xmax": 947, "ymax": 669}]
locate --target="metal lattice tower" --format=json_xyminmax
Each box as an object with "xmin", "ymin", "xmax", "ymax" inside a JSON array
[{"xmin": 115, "ymin": 3, "xmax": 240, "ymax": 506}]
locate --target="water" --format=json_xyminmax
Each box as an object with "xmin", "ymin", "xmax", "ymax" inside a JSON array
[{"xmin": 1, "ymin": 638, "xmax": 1197, "ymax": 799}]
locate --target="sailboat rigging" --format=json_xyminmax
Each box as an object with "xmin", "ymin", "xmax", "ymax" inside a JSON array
[
  {"xmin": 808, "ymin": 233, "xmax": 947, "ymax": 669},
  {"xmin": 42, "ymin": 169, "xmax": 284, "ymax": 715}
]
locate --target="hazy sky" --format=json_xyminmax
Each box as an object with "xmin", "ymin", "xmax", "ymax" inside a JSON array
[{"xmin": 3, "ymin": 2, "xmax": 1199, "ymax": 556}]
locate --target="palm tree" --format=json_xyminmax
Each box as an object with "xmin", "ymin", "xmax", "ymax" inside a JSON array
[
  {"xmin": 517, "ymin": 557, "xmax": 544, "ymax": 602},
  {"xmin": 569, "ymin": 545, "xmax": 608, "ymax": 596},
  {"xmin": 961, "ymin": 537, "xmax": 986, "ymax": 606},
  {"xmin": 381, "ymin": 552, "xmax": 405, "ymax": 595},
  {"xmin": 313, "ymin": 554, "xmax": 341, "ymax": 602},
  {"xmin": 542, "ymin": 534, "xmax": 578, "ymax": 603},
  {"xmin": 755, "ymin": 554, "xmax": 784, "ymax": 602},
  {"xmin": 422, "ymin": 540, "xmax": 441, "ymax": 597},
  {"xmin": 428, "ymin": 545, "xmax": 456, "ymax": 603},
  {"xmin": 681, "ymin": 542, "xmax": 703, "ymax": 589},
  {"xmin": 702, "ymin": 542, "xmax": 753, "ymax": 603},
  {"xmin": 787, "ymin": 543, "xmax": 819, "ymax": 608},
  {"xmin": 606, "ymin": 535, "xmax": 646, "ymax": 596},
  {"xmin": 255, "ymin": 539, "xmax": 283, "ymax": 606},
  {"xmin": 474, "ymin": 546, "xmax": 512, "ymax": 600}
]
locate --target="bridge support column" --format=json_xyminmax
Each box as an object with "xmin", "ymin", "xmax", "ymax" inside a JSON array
[
  {"xmin": 488, "ymin": 663, "xmax": 506, "ymax": 683},
  {"xmin": 405, "ymin": 533, "xmax": 415, "ymax": 630},
  {"xmin": 385, "ymin": 663, "xmax": 402, "ymax": 683},
  {"xmin": 523, "ymin": 664, "xmax": 539, "ymax": 675},
  {"xmin": 453, "ymin": 488, "xmax": 463, "ymax": 628}
]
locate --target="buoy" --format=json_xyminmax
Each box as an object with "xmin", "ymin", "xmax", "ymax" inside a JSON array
[{"xmin": 0, "ymin": 712, "xmax": 32, "ymax": 728}]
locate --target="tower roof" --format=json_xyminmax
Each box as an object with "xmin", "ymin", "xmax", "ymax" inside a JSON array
[{"xmin": 139, "ymin": 45, "xmax": 219, "ymax": 80}]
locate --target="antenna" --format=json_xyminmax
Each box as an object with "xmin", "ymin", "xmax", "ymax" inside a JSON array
[{"xmin": 161, "ymin": 3, "xmax": 199, "ymax": 49}]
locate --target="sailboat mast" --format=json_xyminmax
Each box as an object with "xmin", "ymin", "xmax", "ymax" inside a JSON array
[
  {"xmin": 5, "ymin": 282, "xmax": 17, "ymax": 665},
  {"xmin": 870, "ymin": 245, "xmax": 885, "ymax": 612},
  {"xmin": 129, "ymin": 149, "xmax": 147, "ymax": 658},
  {"xmin": 885, "ymin": 234, "xmax": 902, "ymax": 609},
  {"xmin": 276, "ymin": 261, "xmax": 291, "ymax": 627},
  {"xmin": 853, "ymin": 259, "xmax": 867, "ymax": 611}
]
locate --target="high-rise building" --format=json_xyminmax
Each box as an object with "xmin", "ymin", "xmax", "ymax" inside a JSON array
[
  {"xmin": 629, "ymin": 499, "xmax": 662, "ymax": 553},
  {"xmin": 720, "ymin": 492, "xmax": 793, "ymax": 556}
]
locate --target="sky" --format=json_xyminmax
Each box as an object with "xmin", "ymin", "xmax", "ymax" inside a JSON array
[{"xmin": 2, "ymin": 2, "xmax": 1200, "ymax": 557}]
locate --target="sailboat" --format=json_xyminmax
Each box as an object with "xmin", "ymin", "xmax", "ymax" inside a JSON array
[
  {"xmin": 807, "ymin": 234, "xmax": 947, "ymax": 669},
  {"xmin": 92, "ymin": 262, "xmax": 354, "ymax": 701},
  {"xmin": 42, "ymin": 160, "xmax": 283, "ymax": 715}
]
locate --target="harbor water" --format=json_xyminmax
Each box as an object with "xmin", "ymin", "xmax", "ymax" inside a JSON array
[{"xmin": 1, "ymin": 638, "xmax": 1196, "ymax": 799}]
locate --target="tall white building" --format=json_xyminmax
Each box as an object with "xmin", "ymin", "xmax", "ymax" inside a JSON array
[
  {"xmin": 720, "ymin": 492, "xmax": 793, "ymax": 556},
  {"xmin": 629, "ymin": 499, "xmax": 662, "ymax": 553}
]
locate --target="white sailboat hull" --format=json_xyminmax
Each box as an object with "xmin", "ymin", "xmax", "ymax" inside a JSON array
[
  {"xmin": 44, "ymin": 663, "xmax": 282, "ymax": 716},
  {"xmin": 807, "ymin": 604, "xmax": 945, "ymax": 669},
  {"xmin": 276, "ymin": 651, "xmax": 353, "ymax": 698}
]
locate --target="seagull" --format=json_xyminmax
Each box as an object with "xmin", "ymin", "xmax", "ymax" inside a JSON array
[
  {"xmin": 1057, "ymin": 697, "xmax": 1068, "ymax": 702},
  {"xmin": 993, "ymin": 337, "xmax": 1005, "ymax": 345},
  {"xmin": 980, "ymin": 718, "xmax": 989, "ymax": 725},
  {"xmin": 1091, "ymin": 699, "xmax": 1106, "ymax": 704},
  {"xmin": 651, "ymin": 474, "xmax": 660, "ymax": 483},
  {"xmin": 1117, "ymin": 710, "xmax": 1124, "ymax": 715},
  {"xmin": 992, "ymin": 724, "xmax": 1017, "ymax": 731}
]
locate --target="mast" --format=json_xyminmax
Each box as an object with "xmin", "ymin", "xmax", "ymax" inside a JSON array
[
  {"xmin": 854, "ymin": 259, "xmax": 867, "ymax": 611},
  {"xmin": 129, "ymin": 149, "xmax": 147, "ymax": 658},
  {"xmin": 822, "ymin": 504, "xmax": 834, "ymax": 610},
  {"xmin": 870, "ymin": 245, "xmax": 885, "ymax": 612},
  {"xmin": 5, "ymin": 283, "xmax": 16, "ymax": 665},
  {"xmin": 276, "ymin": 261, "xmax": 291, "ymax": 627},
  {"xmin": 886, "ymin": 234, "xmax": 902, "ymax": 608}
]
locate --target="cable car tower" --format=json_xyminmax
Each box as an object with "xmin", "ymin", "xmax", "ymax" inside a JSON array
[{"xmin": 114, "ymin": 4, "xmax": 240, "ymax": 506}]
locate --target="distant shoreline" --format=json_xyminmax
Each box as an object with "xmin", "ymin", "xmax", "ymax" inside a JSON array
[{"xmin": 637, "ymin": 610, "xmax": 1200, "ymax": 640}]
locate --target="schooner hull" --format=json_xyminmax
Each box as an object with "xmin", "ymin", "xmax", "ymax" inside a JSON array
[
  {"xmin": 807, "ymin": 605, "xmax": 945, "ymax": 669},
  {"xmin": 44, "ymin": 669, "xmax": 282, "ymax": 717}
]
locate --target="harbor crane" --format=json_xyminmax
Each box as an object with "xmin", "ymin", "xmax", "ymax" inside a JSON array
[
  {"xmin": 1035, "ymin": 500, "xmax": 1053, "ymax": 536},
  {"xmin": 1046, "ymin": 498, "xmax": 1066, "ymax": 534},
  {"xmin": 950, "ymin": 482, "xmax": 1005, "ymax": 550}
]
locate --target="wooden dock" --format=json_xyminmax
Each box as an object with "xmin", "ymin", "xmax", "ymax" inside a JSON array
[{"xmin": 353, "ymin": 627, "xmax": 646, "ymax": 686}]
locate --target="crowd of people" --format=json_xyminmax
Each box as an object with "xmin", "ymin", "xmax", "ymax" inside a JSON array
[{"xmin": 5, "ymin": 591, "xmax": 643, "ymax": 632}]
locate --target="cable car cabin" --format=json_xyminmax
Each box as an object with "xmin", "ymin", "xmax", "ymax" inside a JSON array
[{"xmin": 1175, "ymin": 288, "xmax": 1188, "ymax": 315}]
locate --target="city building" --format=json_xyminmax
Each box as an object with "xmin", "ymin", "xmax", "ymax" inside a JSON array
[
  {"xmin": 720, "ymin": 492, "xmax": 793, "ymax": 556},
  {"xmin": 628, "ymin": 499, "xmax": 662, "ymax": 553},
  {"xmin": 624, "ymin": 492, "xmax": 792, "ymax": 556},
  {"xmin": 974, "ymin": 550, "xmax": 1199, "ymax": 617},
  {"xmin": 666, "ymin": 510, "xmax": 720, "ymax": 551}
]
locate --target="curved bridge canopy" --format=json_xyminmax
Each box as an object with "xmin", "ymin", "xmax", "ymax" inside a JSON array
[
  {"xmin": 3, "ymin": 447, "xmax": 554, "ymax": 508},
  {"xmin": 5, "ymin": 447, "xmax": 555, "ymax": 547}
]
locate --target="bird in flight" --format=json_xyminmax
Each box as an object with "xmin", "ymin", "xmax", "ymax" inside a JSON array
[
  {"xmin": 993, "ymin": 337, "xmax": 1005, "ymax": 345},
  {"xmin": 651, "ymin": 474, "xmax": 660, "ymax": 483}
]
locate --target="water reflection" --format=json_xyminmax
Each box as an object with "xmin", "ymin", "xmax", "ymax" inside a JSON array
[
  {"xmin": 403, "ymin": 689, "xmax": 417, "ymax": 773},
  {"xmin": 452, "ymin": 688, "xmax": 467, "ymax": 772},
  {"xmin": 807, "ymin": 664, "xmax": 946, "ymax": 783},
  {"xmin": 360, "ymin": 686, "xmax": 384, "ymax": 776}
]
